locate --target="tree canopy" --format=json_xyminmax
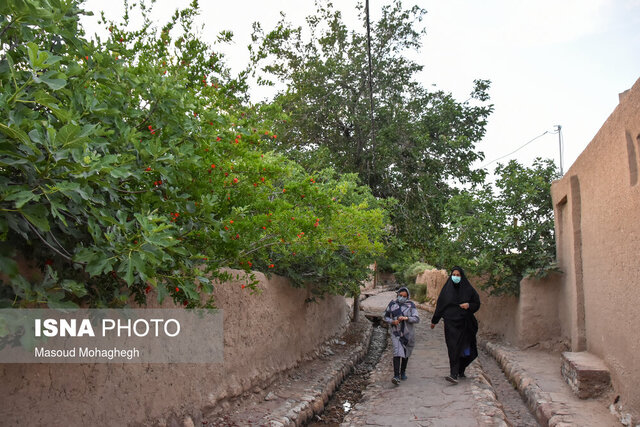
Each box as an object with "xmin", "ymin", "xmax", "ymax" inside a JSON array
[
  {"xmin": 0, "ymin": 0, "xmax": 388, "ymax": 308},
  {"xmin": 249, "ymin": 0, "xmax": 494, "ymax": 257},
  {"xmin": 435, "ymin": 158, "xmax": 560, "ymax": 295}
]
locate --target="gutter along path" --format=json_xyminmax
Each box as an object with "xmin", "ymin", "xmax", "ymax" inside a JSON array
[{"xmin": 202, "ymin": 316, "xmax": 374, "ymax": 426}]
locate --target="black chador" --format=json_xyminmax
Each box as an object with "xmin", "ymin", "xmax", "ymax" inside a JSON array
[{"xmin": 431, "ymin": 266, "xmax": 481, "ymax": 380}]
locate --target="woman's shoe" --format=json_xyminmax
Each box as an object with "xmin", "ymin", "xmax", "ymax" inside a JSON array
[{"xmin": 445, "ymin": 375, "xmax": 458, "ymax": 384}]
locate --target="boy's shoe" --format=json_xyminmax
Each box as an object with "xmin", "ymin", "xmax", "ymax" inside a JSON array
[
  {"xmin": 445, "ymin": 375, "xmax": 458, "ymax": 384},
  {"xmin": 400, "ymin": 373, "xmax": 408, "ymax": 380},
  {"xmin": 392, "ymin": 376, "xmax": 401, "ymax": 385}
]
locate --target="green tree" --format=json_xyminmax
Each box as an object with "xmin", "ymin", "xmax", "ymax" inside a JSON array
[
  {"xmin": 0, "ymin": 0, "xmax": 387, "ymax": 308},
  {"xmin": 435, "ymin": 158, "xmax": 560, "ymax": 295},
  {"xmin": 249, "ymin": 0, "xmax": 493, "ymax": 258}
]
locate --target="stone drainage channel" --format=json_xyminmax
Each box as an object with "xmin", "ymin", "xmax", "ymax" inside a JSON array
[{"xmin": 306, "ymin": 322, "xmax": 388, "ymax": 426}]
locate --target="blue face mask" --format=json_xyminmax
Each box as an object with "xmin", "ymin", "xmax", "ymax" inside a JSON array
[
  {"xmin": 452, "ymin": 275, "xmax": 461, "ymax": 284},
  {"xmin": 397, "ymin": 296, "xmax": 408, "ymax": 304}
]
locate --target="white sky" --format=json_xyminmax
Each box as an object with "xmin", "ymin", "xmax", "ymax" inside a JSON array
[{"xmin": 80, "ymin": 0, "xmax": 640, "ymax": 175}]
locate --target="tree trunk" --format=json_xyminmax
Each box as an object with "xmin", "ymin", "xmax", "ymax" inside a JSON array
[{"xmin": 352, "ymin": 293, "xmax": 360, "ymax": 322}]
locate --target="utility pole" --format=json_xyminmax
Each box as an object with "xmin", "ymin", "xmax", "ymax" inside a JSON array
[
  {"xmin": 555, "ymin": 125, "xmax": 564, "ymax": 175},
  {"xmin": 365, "ymin": 0, "xmax": 376, "ymax": 186}
]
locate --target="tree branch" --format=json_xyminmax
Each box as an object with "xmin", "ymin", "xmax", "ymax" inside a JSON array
[{"xmin": 25, "ymin": 220, "xmax": 86, "ymax": 266}]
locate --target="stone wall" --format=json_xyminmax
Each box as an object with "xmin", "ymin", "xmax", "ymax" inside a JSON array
[
  {"xmin": 0, "ymin": 269, "xmax": 350, "ymax": 426},
  {"xmin": 550, "ymin": 76, "xmax": 640, "ymax": 420}
]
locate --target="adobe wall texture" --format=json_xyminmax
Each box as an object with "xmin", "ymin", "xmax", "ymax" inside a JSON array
[
  {"xmin": 415, "ymin": 268, "xmax": 449, "ymax": 303},
  {"xmin": 414, "ymin": 269, "xmax": 562, "ymax": 348},
  {"xmin": 551, "ymin": 77, "xmax": 640, "ymax": 419},
  {"xmin": 0, "ymin": 269, "xmax": 350, "ymax": 426},
  {"xmin": 472, "ymin": 273, "xmax": 562, "ymax": 348}
]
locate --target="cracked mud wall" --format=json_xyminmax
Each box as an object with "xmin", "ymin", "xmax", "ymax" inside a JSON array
[{"xmin": 0, "ymin": 269, "xmax": 350, "ymax": 426}]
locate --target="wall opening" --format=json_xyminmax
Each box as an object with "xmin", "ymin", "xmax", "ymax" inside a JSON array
[
  {"xmin": 570, "ymin": 175, "xmax": 586, "ymax": 351},
  {"xmin": 626, "ymin": 130, "xmax": 638, "ymax": 186},
  {"xmin": 555, "ymin": 195, "xmax": 568, "ymax": 260}
]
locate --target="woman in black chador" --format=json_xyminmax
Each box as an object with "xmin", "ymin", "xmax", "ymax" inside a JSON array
[{"xmin": 430, "ymin": 266, "xmax": 481, "ymax": 384}]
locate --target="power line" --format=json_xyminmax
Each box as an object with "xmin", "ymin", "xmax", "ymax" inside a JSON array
[{"xmin": 481, "ymin": 130, "xmax": 557, "ymax": 169}]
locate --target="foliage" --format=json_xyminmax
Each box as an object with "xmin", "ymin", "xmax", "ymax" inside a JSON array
[
  {"xmin": 402, "ymin": 261, "xmax": 434, "ymax": 284},
  {"xmin": 404, "ymin": 260, "xmax": 434, "ymax": 304},
  {"xmin": 0, "ymin": 0, "xmax": 388, "ymax": 308},
  {"xmin": 407, "ymin": 282, "xmax": 428, "ymax": 304},
  {"xmin": 434, "ymin": 158, "xmax": 560, "ymax": 295},
  {"xmin": 248, "ymin": 0, "xmax": 493, "ymax": 260}
]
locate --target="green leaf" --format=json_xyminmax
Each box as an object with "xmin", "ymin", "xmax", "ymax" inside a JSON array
[
  {"xmin": 34, "ymin": 91, "xmax": 72, "ymax": 122},
  {"xmin": 26, "ymin": 42, "xmax": 39, "ymax": 69},
  {"xmin": 86, "ymin": 256, "xmax": 113, "ymax": 277},
  {"xmin": 60, "ymin": 279, "xmax": 88, "ymax": 297},
  {"xmin": 124, "ymin": 258, "xmax": 134, "ymax": 286},
  {"xmin": 0, "ymin": 256, "xmax": 18, "ymax": 277},
  {"xmin": 0, "ymin": 123, "xmax": 31, "ymax": 146},
  {"xmin": 55, "ymin": 124, "xmax": 84, "ymax": 147},
  {"xmin": 5, "ymin": 189, "xmax": 40, "ymax": 209},
  {"xmin": 21, "ymin": 204, "xmax": 50, "ymax": 232},
  {"xmin": 130, "ymin": 252, "xmax": 148, "ymax": 281},
  {"xmin": 33, "ymin": 70, "xmax": 67, "ymax": 90},
  {"xmin": 73, "ymin": 248, "xmax": 97, "ymax": 264},
  {"xmin": 47, "ymin": 290, "xmax": 79, "ymax": 309}
]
